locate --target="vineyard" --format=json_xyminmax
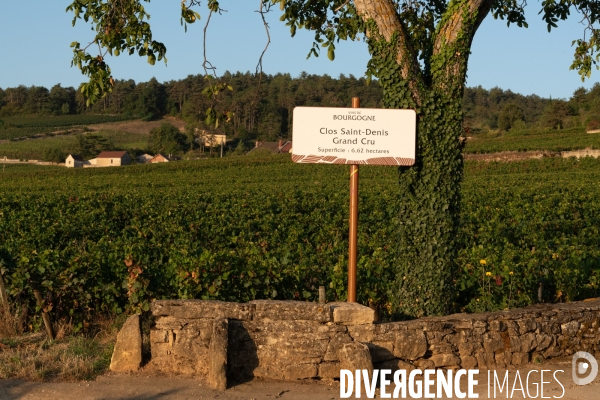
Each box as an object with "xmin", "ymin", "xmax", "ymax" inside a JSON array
[
  {"xmin": 464, "ymin": 127, "xmax": 600, "ymax": 154},
  {"xmin": 0, "ymin": 115, "xmax": 135, "ymax": 141},
  {"xmin": 0, "ymin": 129, "xmax": 150, "ymax": 161},
  {"xmin": 0, "ymin": 155, "xmax": 599, "ymax": 329}
]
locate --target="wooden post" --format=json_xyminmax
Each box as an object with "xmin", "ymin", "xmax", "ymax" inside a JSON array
[
  {"xmin": 0, "ymin": 271, "xmax": 9, "ymax": 312},
  {"xmin": 32, "ymin": 287, "xmax": 55, "ymax": 340},
  {"xmin": 348, "ymin": 97, "xmax": 360, "ymax": 303}
]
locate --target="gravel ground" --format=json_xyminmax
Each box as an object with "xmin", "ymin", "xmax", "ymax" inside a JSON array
[{"xmin": 2, "ymin": 359, "xmax": 600, "ymax": 399}]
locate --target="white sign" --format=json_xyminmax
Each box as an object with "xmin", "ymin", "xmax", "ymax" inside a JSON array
[{"xmin": 292, "ymin": 107, "xmax": 416, "ymax": 166}]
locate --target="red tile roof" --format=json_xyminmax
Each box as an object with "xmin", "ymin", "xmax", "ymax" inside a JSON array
[{"xmin": 97, "ymin": 151, "xmax": 129, "ymax": 158}]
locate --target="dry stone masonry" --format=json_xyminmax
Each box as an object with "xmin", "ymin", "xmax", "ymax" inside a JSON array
[
  {"xmin": 111, "ymin": 298, "xmax": 600, "ymax": 389},
  {"xmin": 110, "ymin": 314, "xmax": 143, "ymax": 373}
]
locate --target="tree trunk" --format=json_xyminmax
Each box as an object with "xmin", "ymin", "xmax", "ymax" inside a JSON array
[
  {"xmin": 354, "ymin": 0, "xmax": 492, "ymax": 317},
  {"xmin": 393, "ymin": 93, "xmax": 464, "ymax": 317}
]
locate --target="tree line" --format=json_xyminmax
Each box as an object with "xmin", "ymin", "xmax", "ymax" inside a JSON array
[
  {"xmin": 1, "ymin": 72, "xmax": 600, "ymax": 139},
  {"xmin": 463, "ymin": 85, "xmax": 600, "ymax": 133}
]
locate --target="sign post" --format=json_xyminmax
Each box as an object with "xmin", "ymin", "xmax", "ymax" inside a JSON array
[
  {"xmin": 348, "ymin": 97, "xmax": 360, "ymax": 302},
  {"xmin": 292, "ymin": 99, "xmax": 416, "ymax": 303}
]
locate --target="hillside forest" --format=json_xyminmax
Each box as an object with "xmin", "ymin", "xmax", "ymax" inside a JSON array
[{"xmin": 2, "ymin": 72, "xmax": 600, "ymax": 141}]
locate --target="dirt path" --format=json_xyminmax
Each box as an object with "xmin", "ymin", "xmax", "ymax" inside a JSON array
[
  {"xmin": 0, "ymin": 375, "xmax": 340, "ymax": 400},
  {"xmin": 2, "ymin": 360, "xmax": 600, "ymax": 399}
]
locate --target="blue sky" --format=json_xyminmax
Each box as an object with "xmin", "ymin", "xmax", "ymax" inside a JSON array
[{"xmin": 0, "ymin": 1, "xmax": 598, "ymax": 99}]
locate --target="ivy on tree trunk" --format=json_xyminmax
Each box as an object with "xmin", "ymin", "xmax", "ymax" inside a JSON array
[{"xmin": 351, "ymin": 0, "xmax": 491, "ymax": 317}]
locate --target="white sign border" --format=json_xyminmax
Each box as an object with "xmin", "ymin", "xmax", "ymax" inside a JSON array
[{"xmin": 291, "ymin": 106, "xmax": 416, "ymax": 166}]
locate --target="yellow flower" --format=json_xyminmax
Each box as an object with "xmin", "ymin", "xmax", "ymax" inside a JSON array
[
  {"xmin": 480, "ymin": 259, "xmax": 487, "ymax": 265},
  {"xmin": 485, "ymin": 271, "xmax": 492, "ymax": 277},
  {"xmin": 509, "ymin": 271, "xmax": 514, "ymax": 276}
]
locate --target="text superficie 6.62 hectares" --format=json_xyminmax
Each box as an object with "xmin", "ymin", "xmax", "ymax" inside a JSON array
[{"xmin": 317, "ymin": 147, "xmax": 391, "ymax": 154}]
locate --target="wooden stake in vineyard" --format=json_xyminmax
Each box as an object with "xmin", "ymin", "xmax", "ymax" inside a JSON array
[
  {"xmin": 30, "ymin": 281, "xmax": 55, "ymax": 340},
  {"xmin": 0, "ymin": 269, "xmax": 9, "ymax": 312},
  {"xmin": 292, "ymin": 99, "xmax": 416, "ymax": 304}
]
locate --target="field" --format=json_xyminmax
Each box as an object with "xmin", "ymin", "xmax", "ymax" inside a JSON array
[
  {"xmin": 0, "ymin": 130, "xmax": 150, "ymax": 160},
  {"xmin": 0, "ymin": 117, "xmax": 185, "ymax": 161},
  {"xmin": 0, "ymin": 115, "xmax": 137, "ymax": 142},
  {"xmin": 464, "ymin": 127, "xmax": 600, "ymax": 154},
  {"xmin": 0, "ymin": 154, "xmax": 598, "ymax": 328}
]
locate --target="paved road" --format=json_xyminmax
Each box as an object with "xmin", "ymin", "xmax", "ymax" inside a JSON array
[{"xmin": 1, "ymin": 360, "xmax": 599, "ymax": 399}]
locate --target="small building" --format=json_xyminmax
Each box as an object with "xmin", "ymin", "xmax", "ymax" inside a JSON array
[
  {"xmin": 199, "ymin": 133, "xmax": 227, "ymax": 147},
  {"xmin": 149, "ymin": 154, "xmax": 180, "ymax": 163},
  {"xmin": 247, "ymin": 140, "xmax": 292, "ymax": 155},
  {"xmin": 195, "ymin": 129, "xmax": 227, "ymax": 148},
  {"xmin": 65, "ymin": 154, "xmax": 85, "ymax": 168},
  {"xmin": 137, "ymin": 154, "xmax": 154, "ymax": 164},
  {"xmin": 95, "ymin": 151, "xmax": 131, "ymax": 167}
]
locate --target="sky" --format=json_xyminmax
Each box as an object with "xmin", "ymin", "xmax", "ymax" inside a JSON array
[{"xmin": 0, "ymin": 1, "xmax": 598, "ymax": 100}]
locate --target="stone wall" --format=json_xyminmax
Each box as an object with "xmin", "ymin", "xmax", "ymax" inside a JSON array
[
  {"xmin": 142, "ymin": 298, "xmax": 600, "ymax": 388},
  {"xmin": 149, "ymin": 300, "xmax": 376, "ymax": 385},
  {"xmin": 463, "ymin": 148, "xmax": 600, "ymax": 162},
  {"xmin": 0, "ymin": 157, "xmax": 63, "ymax": 166},
  {"xmin": 349, "ymin": 300, "xmax": 600, "ymax": 371}
]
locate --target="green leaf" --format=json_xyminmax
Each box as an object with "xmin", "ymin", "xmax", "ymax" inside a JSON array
[{"xmin": 327, "ymin": 46, "xmax": 335, "ymax": 61}]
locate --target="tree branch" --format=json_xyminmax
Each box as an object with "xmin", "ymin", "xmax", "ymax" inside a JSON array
[
  {"xmin": 354, "ymin": 0, "xmax": 425, "ymax": 107},
  {"xmin": 431, "ymin": 0, "xmax": 494, "ymax": 88},
  {"xmin": 250, "ymin": 0, "xmax": 272, "ymax": 127},
  {"xmin": 434, "ymin": 0, "xmax": 493, "ymax": 52}
]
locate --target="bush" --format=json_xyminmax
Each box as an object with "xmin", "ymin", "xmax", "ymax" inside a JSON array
[
  {"xmin": 42, "ymin": 148, "xmax": 67, "ymax": 163},
  {"xmin": 148, "ymin": 123, "xmax": 189, "ymax": 155},
  {"xmin": 498, "ymin": 104, "xmax": 525, "ymax": 131},
  {"xmin": 586, "ymin": 118, "xmax": 600, "ymax": 131}
]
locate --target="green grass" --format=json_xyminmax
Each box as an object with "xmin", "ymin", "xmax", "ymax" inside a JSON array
[
  {"xmin": 97, "ymin": 129, "xmax": 150, "ymax": 150},
  {"xmin": 0, "ymin": 317, "xmax": 117, "ymax": 382},
  {"xmin": 0, "ymin": 129, "xmax": 150, "ymax": 160},
  {"xmin": 0, "ymin": 115, "xmax": 135, "ymax": 141},
  {"xmin": 0, "ymin": 136, "xmax": 76, "ymax": 160}
]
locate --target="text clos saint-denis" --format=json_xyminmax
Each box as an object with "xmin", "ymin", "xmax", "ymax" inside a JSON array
[{"xmin": 321, "ymin": 125, "xmax": 390, "ymax": 145}]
